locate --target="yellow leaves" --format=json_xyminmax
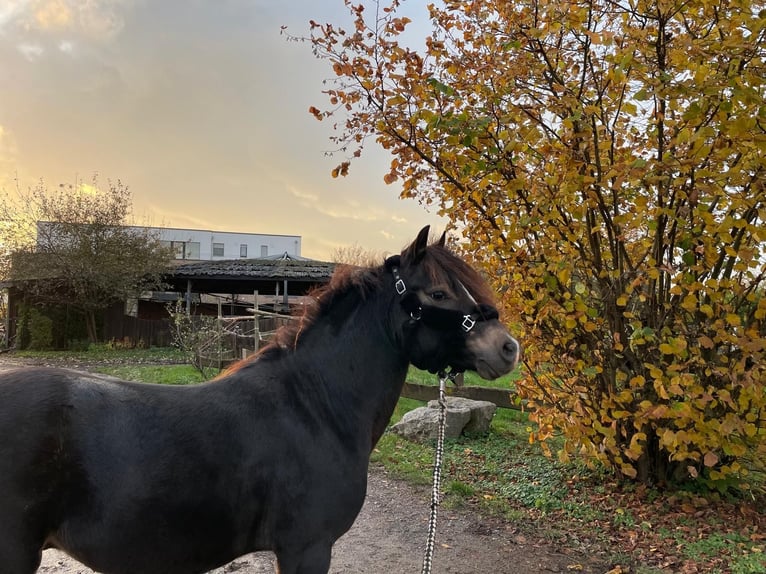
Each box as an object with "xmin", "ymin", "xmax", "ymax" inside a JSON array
[
  {"xmin": 625, "ymin": 432, "xmax": 646, "ymax": 460},
  {"xmin": 658, "ymin": 337, "xmax": 688, "ymax": 358},
  {"xmin": 653, "ymin": 379, "xmax": 669, "ymax": 400},
  {"xmin": 628, "ymin": 375, "xmax": 646, "ymax": 388},
  {"xmin": 583, "ymin": 321, "xmax": 598, "ymax": 333},
  {"xmin": 680, "ymin": 293, "xmax": 697, "ymax": 311},
  {"xmin": 699, "ymin": 304, "xmax": 714, "ymax": 317},
  {"xmin": 646, "ymin": 364, "xmax": 663, "ymax": 380},
  {"xmin": 620, "ymin": 463, "xmax": 638, "ymax": 479}
]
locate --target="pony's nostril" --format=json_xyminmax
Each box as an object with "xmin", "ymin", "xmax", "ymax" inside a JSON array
[{"xmin": 503, "ymin": 336, "xmax": 521, "ymax": 365}]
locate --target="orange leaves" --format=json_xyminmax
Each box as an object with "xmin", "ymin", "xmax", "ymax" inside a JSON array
[
  {"xmin": 331, "ymin": 162, "xmax": 350, "ymax": 178},
  {"xmin": 305, "ymin": 0, "xmax": 766, "ymax": 488}
]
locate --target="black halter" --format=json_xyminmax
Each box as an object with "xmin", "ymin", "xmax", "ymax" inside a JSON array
[{"xmin": 389, "ymin": 265, "xmax": 499, "ymax": 333}]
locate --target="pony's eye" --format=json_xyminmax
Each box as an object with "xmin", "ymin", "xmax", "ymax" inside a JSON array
[{"xmin": 430, "ymin": 290, "xmax": 447, "ymax": 301}]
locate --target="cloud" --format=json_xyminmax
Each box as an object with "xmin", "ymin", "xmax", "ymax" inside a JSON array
[
  {"xmin": 33, "ymin": 0, "xmax": 73, "ymax": 30},
  {"xmin": 1, "ymin": 0, "xmax": 126, "ymax": 40},
  {"xmin": 287, "ymin": 186, "xmax": 319, "ymax": 203},
  {"xmin": 16, "ymin": 41, "xmax": 42, "ymax": 59}
]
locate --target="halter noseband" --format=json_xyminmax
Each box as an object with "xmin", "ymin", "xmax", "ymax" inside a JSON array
[{"xmin": 389, "ymin": 265, "xmax": 499, "ymax": 333}]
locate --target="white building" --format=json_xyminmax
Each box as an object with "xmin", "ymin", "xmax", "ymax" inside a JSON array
[
  {"xmin": 35, "ymin": 222, "xmax": 301, "ymax": 261},
  {"xmin": 154, "ymin": 226, "xmax": 301, "ymax": 261}
]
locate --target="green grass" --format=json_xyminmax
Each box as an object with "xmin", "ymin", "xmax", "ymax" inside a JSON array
[
  {"xmin": 94, "ymin": 364, "xmax": 209, "ymax": 385},
  {"xmin": 12, "ymin": 345, "xmax": 185, "ymax": 363}
]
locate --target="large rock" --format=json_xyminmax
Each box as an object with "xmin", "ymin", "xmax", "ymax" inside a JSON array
[
  {"xmin": 426, "ymin": 397, "xmax": 497, "ymax": 434},
  {"xmin": 389, "ymin": 404, "xmax": 471, "ymax": 441}
]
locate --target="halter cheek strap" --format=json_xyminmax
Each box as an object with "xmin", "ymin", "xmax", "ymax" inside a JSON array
[{"xmin": 389, "ymin": 266, "xmax": 499, "ymax": 333}]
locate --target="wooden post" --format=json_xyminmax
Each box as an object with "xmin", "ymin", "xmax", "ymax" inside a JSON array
[
  {"xmin": 254, "ymin": 290, "xmax": 260, "ymax": 352},
  {"xmin": 185, "ymin": 280, "xmax": 192, "ymax": 314},
  {"xmin": 283, "ymin": 279, "xmax": 288, "ymax": 308},
  {"xmin": 217, "ymin": 299, "xmax": 222, "ymax": 371},
  {"xmin": 275, "ymin": 281, "xmax": 279, "ymax": 309}
]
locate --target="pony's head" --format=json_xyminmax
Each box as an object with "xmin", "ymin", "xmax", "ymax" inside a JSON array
[{"xmin": 386, "ymin": 226, "xmax": 520, "ymax": 379}]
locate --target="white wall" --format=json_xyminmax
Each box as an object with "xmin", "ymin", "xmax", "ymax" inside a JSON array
[{"xmin": 155, "ymin": 227, "xmax": 301, "ymax": 260}]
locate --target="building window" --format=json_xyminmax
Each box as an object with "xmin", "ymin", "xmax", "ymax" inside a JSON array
[
  {"xmin": 240, "ymin": 244, "xmax": 248, "ymax": 258},
  {"xmin": 213, "ymin": 242, "xmax": 225, "ymax": 257},
  {"xmin": 162, "ymin": 240, "xmax": 201, "ymax": 260},
  {"xmin": 260, "ymin": 245, "xmax": 268, "ymax": 257},
  {"xmin": 171, "ymin": 241, "xmax": 185, "ymax": 259},
  {"xmin": 186, "ymin": 242, "xmax": 200, "ymax": 259}
]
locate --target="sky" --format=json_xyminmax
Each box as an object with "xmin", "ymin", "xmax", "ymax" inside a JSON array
[{"xmin": 0, "ymin": 0, "xmax": 443, "ymax": 260}]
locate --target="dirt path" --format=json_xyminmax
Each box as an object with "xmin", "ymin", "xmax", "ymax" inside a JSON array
[
  {"xmin": 0, "ymin": 358, "xmax": 608, "ymax": 573},
  {"xmin": 38, "ymin": 466, "xmax": 602, "ymax": 573}
]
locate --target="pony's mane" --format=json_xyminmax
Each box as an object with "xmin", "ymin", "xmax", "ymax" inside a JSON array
[
  {"xmin": 419, "ymin": 244, "xmax": 496, "ymax": 307},
  {"xmin": 256, "ymin": 262, "xmax": 384, "ymax": 357},
  {"xmin": 225, "ymin": 241, "xmax": 494, "ymax": 371}
]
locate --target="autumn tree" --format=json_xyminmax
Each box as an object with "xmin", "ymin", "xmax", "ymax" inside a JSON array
[
  {"xmin": 331, "ymin": 242, "xmax": 386, "ymax": 266},
  {"xmin": 300, "ymin": 0, "xmax": 766, "ymax": 486},
  {"xmin": 0, "ymin": 177, "xmax": 172, "ymax": 343}
]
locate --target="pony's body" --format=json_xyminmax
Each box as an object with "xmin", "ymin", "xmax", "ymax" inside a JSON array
[{"xmin": 0, "ymin": 227, "xmax": 519, "ymax": 574}]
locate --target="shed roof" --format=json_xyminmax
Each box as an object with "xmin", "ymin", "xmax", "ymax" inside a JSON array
[{"xmin": 164, "ymin": 255, "xmax": 335, "ymax": 295}]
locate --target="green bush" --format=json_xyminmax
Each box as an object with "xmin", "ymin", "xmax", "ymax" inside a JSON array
[{"xmin": 27, "ymin": 308, "xmax": 53, "ymax": 350}]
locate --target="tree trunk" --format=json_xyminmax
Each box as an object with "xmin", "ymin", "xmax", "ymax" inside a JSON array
[{"xmin": 85, "ymin": 310, "xmax": 99, "ymax": 343}]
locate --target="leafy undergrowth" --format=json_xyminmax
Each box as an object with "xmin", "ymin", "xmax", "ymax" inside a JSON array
[{"xmin": 374, "ymin": 402, "xmax": 766, "ymax": 573}]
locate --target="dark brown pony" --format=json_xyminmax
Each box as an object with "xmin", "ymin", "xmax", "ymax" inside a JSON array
[{"xmin": 0, "ymin": 226, "xmax": 519, "ymax": 574}]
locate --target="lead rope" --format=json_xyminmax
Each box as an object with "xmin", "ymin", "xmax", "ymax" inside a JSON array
[{"xmin": 421, "ymin": 371, "xmax": 452, "ymax": 574}]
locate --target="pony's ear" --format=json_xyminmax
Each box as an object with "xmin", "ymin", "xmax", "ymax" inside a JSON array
[
  {"xmin": 384, "ymin": 254, "xmax": 401, "ymax": 270},
  {"xmin": 402, "ymin": 225, "xmax": 430, "ymax": 265},
  {"xmin": 437, "ymin": 230, "xmax": 447, "ymax": 247}
]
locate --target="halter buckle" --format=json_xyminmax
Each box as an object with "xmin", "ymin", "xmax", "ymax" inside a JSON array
[
  {"xmin": 461, "ymin": 314, "xmax": 476, "ymax": 332},
  {"xmin": 395, "ymin": 278, "xmax": 407, "ymax": 295}
]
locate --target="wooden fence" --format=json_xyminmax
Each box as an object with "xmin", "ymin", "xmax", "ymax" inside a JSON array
[{"xmin": 401, "ymin": 382, "xmax": 523, "ymax": 410}]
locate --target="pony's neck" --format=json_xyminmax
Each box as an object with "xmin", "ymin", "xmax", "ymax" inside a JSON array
[{"xmin": 292, "ymin": 282, "xmax": 408, "ymax": 448}]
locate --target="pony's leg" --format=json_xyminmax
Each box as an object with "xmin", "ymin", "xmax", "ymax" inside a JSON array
[
  {"xmin": 275, "ymin": 542, "xmax": 332, "ymax": 574},
  {"xmin": 0, "ymin": 501, "xmax": 45, "ymax": 574},
  {"xmin": 0, "ymin": 534, "xmax": 43, "ymax": 574}
]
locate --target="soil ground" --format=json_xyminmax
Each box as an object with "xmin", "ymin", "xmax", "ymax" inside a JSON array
[
  {"xmin": 37, "ymin": 466, "xmax": 607, "ymax": 573},
  {"xmin": 1, "ymin": 356, "xmax": 610, "ymax": 573}
]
